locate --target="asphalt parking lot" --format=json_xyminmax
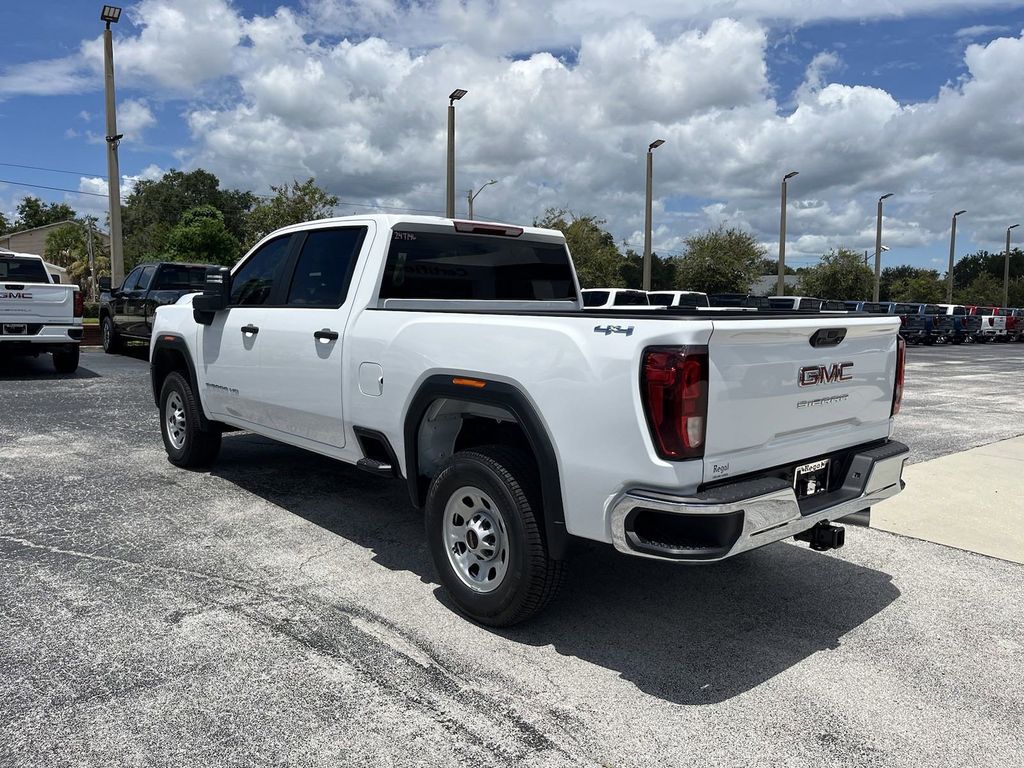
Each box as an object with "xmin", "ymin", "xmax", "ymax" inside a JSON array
[{"xmin": 1, "ymin": 345, "xmax": 1022, "ymax": 767}]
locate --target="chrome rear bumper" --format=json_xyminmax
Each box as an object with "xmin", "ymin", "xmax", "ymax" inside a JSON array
[{"xmin": 610, "ymin": 441, "xmax": 909, "ymax": 562}]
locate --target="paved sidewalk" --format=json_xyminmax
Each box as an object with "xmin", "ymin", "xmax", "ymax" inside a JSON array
[{"xmin": 873, "ymin": 435, "xmax": 1024, "ymax": 564}]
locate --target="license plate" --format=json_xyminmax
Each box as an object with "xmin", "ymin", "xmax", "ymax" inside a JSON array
[
  {"xmin": 3, "ymin": 324, "xmax": 27, "ymax": 335},
  {"xmin": 794, "ymin": 459, "xmax": 830, "ymax": 498}
]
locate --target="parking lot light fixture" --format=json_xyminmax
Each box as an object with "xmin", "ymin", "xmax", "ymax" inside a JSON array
[
  {"xmin": 947, "ymin": 209, "xmax": 967, "ymax": 303},
  {"xmin": 1005, "ymin": 224, "xmax": 1020, "ymax": 308},
  {"xmin": 778, "ymin": 171, "xmax": 798, "ymax": 296},
  {"xmin": 873, "ymin": 193, "xmax": 894, "ymax": 302},
  {"xmin": 643, "ymin": 139, "xmax": 666, "ymax": 291},
  {"xmin": 100, "ymin": 5, "xmax": 121, "ymax": 25},
  {"xmin": 446, "ymin": 89, "xmax": 468, "ymax": 218}
]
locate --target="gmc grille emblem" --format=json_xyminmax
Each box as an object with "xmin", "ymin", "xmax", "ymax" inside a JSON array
[{"xmin": 799, "ymin": 362, "xmax": 854, "ymax": 387}]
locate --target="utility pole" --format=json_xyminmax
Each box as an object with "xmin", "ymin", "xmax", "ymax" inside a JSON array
[
  {"xmin": 873, "ymin": 193, "xmax": 893, "ymax": 302},
  {"xmin": 1005, "ymin": 224, "xmax": 1020, "ymax": 308},
  {"xmin": 86, "ymin": 218, "xmax": 97, "ymax": 301},
  {"xmin": 101, "ymin": 5, "xmax": 125, "ymax": 286},
  {"xmin": 445, "ymin": 89, "xmax": 467, "ymax": 218},
  {"xmin": 947, "ymin": 209, "xmax": 966, "ymax": 303},
  {"xmin": 778, "ymin": 171, "xmax": 798, "ymax": 295},
  {"xmin": 643, "ymin": 139, "xmax": 665, "ymax": 291},
  {"xmin": 467, "ymin": 179, "xmax": 498, "ymax": 220}
]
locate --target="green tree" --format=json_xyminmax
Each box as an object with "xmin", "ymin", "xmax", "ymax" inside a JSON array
[
  {"xmin": 620, "ymin": 247, "xmax": 677, "ymax": 290},
  {"xmin": 12, "ymin": 197, "xmax": 77, "ymax": 231},
  {"xmin": 675, "ymin": 226, "xmax": 766, "ymax": 293},
  {"xmin": 0, "ymin": 211, "xmax": 10, "ymax": 235},
  {"xmin": 1007, "ymin": 278, "xmax": 1024, "ymax": 307},
  {"xmin": 534, "ymin": 208, "xmax": 626, "ymax": 288},
  {"xmin": 43, "ymin": 220, "xmax": 109, "ymax": 298},
  {"xmin": 244, "ymin": 178, "xmax": 338, "ymax": 249},
  {"xmin": 755, "ymin": 257, "xmax": 796, "ymax": 276},
  {"xmin": 798, "ymin": 248, "xmax": 874, "ymax": 300},
  {"xmin": 122, "ymin": 169, "xmax": 255, "ymax": 267},
  {"xmin": 955, "ymin": 273, "xmax": 1003, "ymax": 306},
  {"xmin": 889, "ymin": 271, "xmax": 945, "ymax": 303},
  {"xmin": 164, "ymin": 205, "xmax": 241, "ymax": 266}
]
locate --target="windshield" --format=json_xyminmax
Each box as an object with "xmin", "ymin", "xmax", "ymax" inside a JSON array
[
  {"xmin": 975, "ymin": 307, "xmax": 994, "ymax": 316},
  {"xmin": 861, "ymin": 302, "xmax": 889, "ymax": 314},
  {"xmin": 381, "ymin": 231, "xmax": 576, "ymax": 301},
  {"xmin": 924, "ymin": 305, "xmax": 944, "ymax": 315},
  {"xmin": 894, "ymin": 304, "xmax": 918, "ymax": 314},
  {"xmin": 0, "ymin": 256, "xmax": 49, "ymax": 283}
]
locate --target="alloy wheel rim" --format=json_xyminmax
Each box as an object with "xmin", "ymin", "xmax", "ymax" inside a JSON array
[
  {"xmin": 443, "ymin": 486, "xmax": 510, "ymax": 593},
  {"xmin": 165, "ymin": 391, "xmax": 187, "ymax": 450}
]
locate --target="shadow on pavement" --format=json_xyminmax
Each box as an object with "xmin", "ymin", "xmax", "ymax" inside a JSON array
[
  {"xmin": 0, "ymin": 355, "xmax": 101, "ymax": 380},
  {"xmin": 212, "ymin": 433, "xmax": 901, "ymax": 705}
]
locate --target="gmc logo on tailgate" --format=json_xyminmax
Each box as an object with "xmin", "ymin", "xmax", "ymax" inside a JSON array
[
  {"xmin": 799, "ymin": 362, "xmax": 853, "ymax": 386},
  {"xmin": 0, "ymin": 292, "xmax": 33, "ymax": 299}
]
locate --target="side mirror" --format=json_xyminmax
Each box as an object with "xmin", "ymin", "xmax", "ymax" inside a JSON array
[
  {"xmin": 192, "ymin": 266, "xmax": 231, "ymax": 325},
  {"xmin": 98, "ymin": 276, "xmax": 112, "ymax": 291}
]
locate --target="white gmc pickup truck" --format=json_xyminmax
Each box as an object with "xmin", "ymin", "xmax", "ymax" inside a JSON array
[
  {"xmin": 150, "ymin": 215, "xmax": 909, "ymax": 625},
  {"xmin": 0, "ymin": 251, "xmax": 83, "ymax": 372}
]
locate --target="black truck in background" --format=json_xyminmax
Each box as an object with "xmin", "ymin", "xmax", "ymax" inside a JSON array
[{"xmin": 98, "ymin": 262, "xmax": 216, "ymax": 354}]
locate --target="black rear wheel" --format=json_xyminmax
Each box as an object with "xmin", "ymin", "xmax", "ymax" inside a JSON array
[
  {"xmin": 52, "ymin": 345, "xmax": 79, "ymax": 373},
  {"xmin": 425, "ymin": 445, "xmax": 564, "ymax": 627}
]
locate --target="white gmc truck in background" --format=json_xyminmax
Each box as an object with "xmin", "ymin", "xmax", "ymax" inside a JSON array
[
  {"xmin": 0, "ymin": 251, "xmax": 83, "ymax": 373},
  {"xmin": 150, "ymin": 215, "xmax": 909, "ymax": 626}
]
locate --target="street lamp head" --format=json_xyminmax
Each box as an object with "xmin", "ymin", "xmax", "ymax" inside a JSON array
[
  {"xmin": 100, "ymin": 5, "xmax": 122, "ymax": 24},
  {"xmin": 954, "ymin": 209, "xmax": 967, "ymax": 217},
  {"xmin": 881, "ymin": 245, "xmax": 890, "ymax": 252},
  {"xmin": 649, "ymin": 139, "xmax": 665, "ymax": 151},
  {"xmin": 1009, "ymin": 224, "xmax": 1020, "ymax": 231},
  {"xmin": 879, "ymin": 193, "xmax": 894, "ymax": 201},
  {"xmin": 783, "ymin": 170, "xmax": 799, "ymax": 181},
  {"xmin": 449, "ymin": 88, "xmax": 467, "ymax": 103}
]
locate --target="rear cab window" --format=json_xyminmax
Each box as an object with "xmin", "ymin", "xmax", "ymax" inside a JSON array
[
  {"xmin": 0, "ymin": 257, "xmax": 49, "ymax": 283},
  {"xmin": 582, "ymin": 291, "xmax": 610, "ymax": 307},
  {"xmin": 647, "ymin": 293, "xmax": 673, "ymax": 306},
  {"xmin": 380, "ymin": 229, "xmax": 576, "ymax": 301},
  {"xmin": 613, "ymin": 290, "xmax": 649, "ymax": 306},
  {"xmin": 155, "ymin": 265, "xmax": 209, "ymax": 291}
]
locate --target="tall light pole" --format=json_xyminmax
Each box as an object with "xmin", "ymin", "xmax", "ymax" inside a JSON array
[
  {"xmin": 101, "ymin": 5, "xmax": 125, "ymax": 287},
  {"xmin": 643, "ymin": 139, "xmax": 665, "ymax": 291},
  {"xmin": 778, "ymin": 171, "xmax": 798, "ymax": 296},
  {"xmin": 873, "ymin": 193, "xmax": 894, "ymax": 302},
  {"xmin": 445, "ymin": 88, "xmax": 467, "ymax": 219},
  {"xmin": 1005, "ymin": 224, "xmax": 1020, "ymax": 308},
  {"xmin": 947, "ymin": 209, "xmax": 967, "ymax": 303},
  {"xmin": 467, "ymin": 179, "xmax": 498, "ymax": 220}
]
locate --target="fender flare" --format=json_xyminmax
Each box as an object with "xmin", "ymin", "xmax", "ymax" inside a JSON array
[
  {"xmin": 404, "ymin": 375, "xmax": 569, "ymax": 559},
  {"xmin": 150, "ymin": 334, "xmax": 213, "ymax": 431}
]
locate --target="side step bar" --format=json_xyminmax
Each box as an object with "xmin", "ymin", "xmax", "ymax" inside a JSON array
[{"xmin": 356, "ymin": 457, "xmax": 396, "ymax": 478}]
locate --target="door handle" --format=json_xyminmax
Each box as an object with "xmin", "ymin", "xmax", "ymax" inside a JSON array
[
  {"xmin": 241, "ymin": 324, "xmax": 260, "ymax": 336},
  {"xmin": 314, "ymin": 329, "xmax": 339, "ymax": 342}
]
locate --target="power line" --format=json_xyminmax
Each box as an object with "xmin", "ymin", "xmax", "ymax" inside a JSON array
[
  {"xmin": 0, "ymin": 161, "xmax": 108, "ymax": 179},
  {"xmin": 0, "ymin": 178, "xmax": 108, "ymax": 198}
]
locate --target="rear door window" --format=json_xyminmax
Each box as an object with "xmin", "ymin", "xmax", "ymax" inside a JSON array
[
  {"xmin": 230, "ymin": 236, "xmax": 292, "ymax": 306},
  {"xmin": 285, "ymin": 227, "xmax": 367, "ymax": 307},
  {"xmin": 380, "ymin": 230, "xmax": 576, "ymax": 301}
]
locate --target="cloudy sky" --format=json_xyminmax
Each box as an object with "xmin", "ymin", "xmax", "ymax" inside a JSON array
[{"xmin": 2, "ymin": 0, "xmax": 1024, "ymax": 270}]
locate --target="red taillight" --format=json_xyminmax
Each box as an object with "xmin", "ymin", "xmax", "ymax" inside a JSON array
[
  {"xmin": 640, "ymin": 346, "xmax": 709, "ymax": 460},
  {"xmin": 892, "ymin": 335, "xmax": 906, "ymax": 416},
  {"xmin": 73, "ymin": 290, "xmax": 84, "ymax": 318}
]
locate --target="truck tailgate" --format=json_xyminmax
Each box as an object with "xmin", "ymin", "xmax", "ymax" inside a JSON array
[
  {"xmin": 0, "ymin": 283, "xmax": 75, "ymax": 322},
  {"xmin": 703, "ymin": 316, "xmax": 898, "ymax": 482}
]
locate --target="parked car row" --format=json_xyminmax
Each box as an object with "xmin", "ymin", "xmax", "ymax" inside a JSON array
[{"xmin": 580, "ymin": 288, "xmax": 1024, "ymax": 345}]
